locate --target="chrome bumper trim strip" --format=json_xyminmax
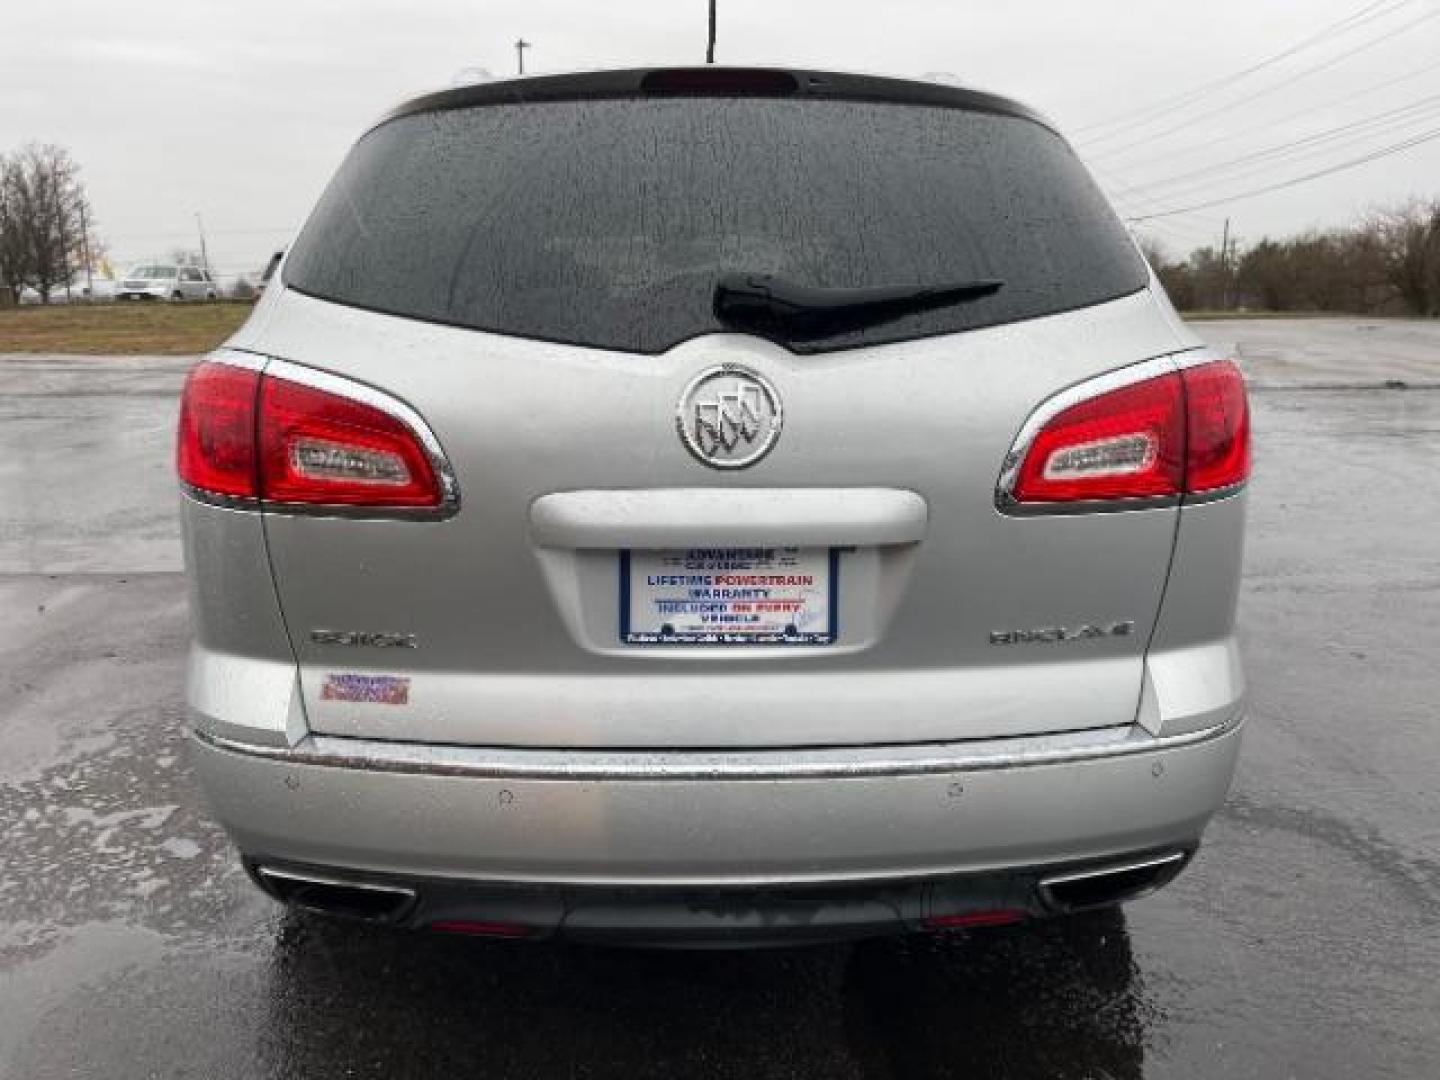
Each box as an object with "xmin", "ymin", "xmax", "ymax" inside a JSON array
[{"xmin": 193, "ymin": 712, "xmax": 1243, "ymax": 782}]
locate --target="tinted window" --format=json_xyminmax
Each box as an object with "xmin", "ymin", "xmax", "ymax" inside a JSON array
[{"xmin": 285, "ymin": 98, "xmax": 1145, "ymax": 354}]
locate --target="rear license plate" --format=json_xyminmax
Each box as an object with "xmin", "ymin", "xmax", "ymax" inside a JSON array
[{"xmin": 620, "ymin": 547, "xmax": 838, "ymax": 645}]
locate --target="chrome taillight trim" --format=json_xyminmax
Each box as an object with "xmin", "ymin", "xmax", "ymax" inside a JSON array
[
  {"xmin": 204, "ymin": 347, "xmax": 269, "ymax": 373},
  {"xmin": 180, "ymin": 350, "xmax": 462, "ymax": 520},
  {"xmin": 995, "ymin": 346, "xmax": 1242, "ymax": 517}
]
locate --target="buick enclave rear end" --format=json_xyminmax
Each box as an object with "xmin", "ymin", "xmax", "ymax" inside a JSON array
[{"xmin": 181, "ymin": 68, "xmax": 1249, "ymax": 945}]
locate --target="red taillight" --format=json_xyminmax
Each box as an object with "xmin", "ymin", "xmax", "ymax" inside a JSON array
[
  {"xmin": 1182, "ymin": 360, "xmax": 1251, "ymax": 493},
  {"xmin": 1011, "ymin": 371, "xmax": 1185, "ymax": 503},
  {"xmin": 176, "ymin": 361, "xmax": 261, "ymax": 498},
  {"xmin": 1006, "ymin": 358, "xmax": 1250, "ymax": 505},
  {"xmin": 258, "ymin": 374, "xmax": 442, "ymax": 508},
  {"xmin": 176, "ymin": 357, "xmax": 446, "ymax": 511}
]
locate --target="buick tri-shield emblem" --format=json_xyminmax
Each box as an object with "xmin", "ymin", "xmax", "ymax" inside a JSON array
[{"xmin": 676, "ymin": 365, "xmax": 783, "ymax": 469}]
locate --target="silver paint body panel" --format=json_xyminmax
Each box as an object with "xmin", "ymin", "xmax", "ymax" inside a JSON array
[
  {"xmin": 191, "ymin": 715, "xmax": 1241, "ymax": 886},
  {"xmin": 189, "ymin": 285, "xmax": 1229, "ymax": 746},
  {"xmin": 182, "ymin": 273, "xmax": 1246, "ymax": 897}
]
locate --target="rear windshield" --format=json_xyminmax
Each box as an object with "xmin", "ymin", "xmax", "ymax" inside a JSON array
[{"xmin": 284, "ymin": 98, "xmax": 1145, "ymax": 354}]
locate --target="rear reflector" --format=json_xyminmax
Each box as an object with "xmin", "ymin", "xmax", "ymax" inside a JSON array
[
  {"xmin": 1005, "ymin": 358, "xmax": 1250, "ymax": 506},
  {"xmin": 924, "ymin": 909, "xmax": 1030, "ymax": 930},
  {"xmin": 177, "ymin": 355, "xmax": 449, "ymax": 512}
]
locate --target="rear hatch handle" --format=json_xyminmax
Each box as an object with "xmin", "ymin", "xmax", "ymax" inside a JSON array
[{"xmin": 530, "ymin": 488, "xmax": 928, "ymax": 549}]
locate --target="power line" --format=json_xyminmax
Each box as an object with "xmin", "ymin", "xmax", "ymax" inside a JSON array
[
  {"xmin": 1071, "ymin": 0, "xmax": 1416, "ymax": 137},
  {"xmin": 1117, "ymin": 108, "xmax": 1440, "ymax": 211},
  {"xmin": 1090, "ymin": 161, "xmax": 1226, "ymax": 228},
  {"xmin": 1123, "ymin": 215, "xmax": 1218, "ymax": 247},
  {"xmin": 1085, "ymin": 5, "xmax": 1440, "ymax": 160},
  {"xmin": 1126, "ymin": 122, "xmax": 1440, "ymax": 221},
  {"xmin": 1115, "ymin": 91, "xmax": 1440, "ymax": 198},
  {"xmin": 1108, "ymin": 52, "xmax": 1440, "ymax": 177},
  {"xmin": 1095, "ymin": 175, "xmax": 1224, "ymax": 240},
  {"xmin": 1104, "ymin": 192, "xmax": 1222, "ymax": 238},
  {"xmin": 1128, "ymin": 213, "xmax": 1218, "ymax": 240}
]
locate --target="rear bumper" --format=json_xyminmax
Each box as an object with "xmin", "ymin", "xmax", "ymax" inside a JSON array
[
  {"xmin": 192, "ymin": 713, "xmax": 1241, "ymax": 937},
  {"xmin": 244, "ymin": 847, "xmax": 1196, "ymax": 946}
]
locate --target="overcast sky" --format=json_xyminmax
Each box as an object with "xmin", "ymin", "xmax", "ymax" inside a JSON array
[{"xmin": 4, "ymin": 0, "xmax": 1440, "ymax": 278}]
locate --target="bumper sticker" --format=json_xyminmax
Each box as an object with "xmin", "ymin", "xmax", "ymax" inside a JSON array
[{"xmin": 321, "ymin": 673, "xmax": 410, "ymax": 705}]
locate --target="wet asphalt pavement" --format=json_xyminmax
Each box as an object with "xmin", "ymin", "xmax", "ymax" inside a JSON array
[{"xmin": 1, "ymin": 321, "xmax": 1438, "ymax": 1077}]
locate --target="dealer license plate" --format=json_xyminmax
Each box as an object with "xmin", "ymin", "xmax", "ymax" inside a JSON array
[{"xmin": 620, "ymin": 547, "xmax": 838, "ymax": 645}]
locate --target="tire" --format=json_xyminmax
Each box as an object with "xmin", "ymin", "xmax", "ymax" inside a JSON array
[{"xmin": 171, "ymin": 290, "xmax": 184, "ymax": 302}]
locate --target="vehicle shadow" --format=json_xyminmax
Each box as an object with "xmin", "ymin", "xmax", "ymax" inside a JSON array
[
  {"xmin": 261, "ymin": 908, "xmax": 1149, "ymax": 1078},
  {"xmin": 843, "ymin": 908, "xmax": 1152, "ymax": 1079}
]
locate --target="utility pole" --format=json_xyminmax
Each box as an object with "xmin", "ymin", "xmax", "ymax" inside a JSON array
[
  {"xmin": 195, "ymin": 212, "xmax": 211, "ymax": 280},
  {"xmin": 78, "ymin": 201, "xmax": 93, "ymax": 301},
  {"xmin": 706, "ymin": 0, "xmax": 717, "ymax": 64},
  {"xmin": 515, "ymin": 38, "xmax": 530, "ymax": 74},
  {"xmin": 1219, "ymin": 217, "xmax": 1231, "ymax": 311}
]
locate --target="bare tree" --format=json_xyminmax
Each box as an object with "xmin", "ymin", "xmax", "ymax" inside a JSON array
[
  {"xmin": 1183, "ymin": 245, "xmax": 1230, "ymax": 311},
  {"xmin": 1368, "ymin": 200, "xmax": 1440, "ymax": 317},
  {"xmin": 1335, "ymin": 228, "xmax": 1389, "ymax": 313},
  {"xmin": 1156, "ymin": 203, "xmax": 1439, "ymax": 317},
  {"xmin": 0, "ymin": 153, "xmax": 30, "ymax": 304},
  {"xmin": 1236, "ymin": 240, "xmax": 1294, "ymax": 311},
  {"xmin": 0, "ymin": 143, "xmax": 94, "ymax": 302}
]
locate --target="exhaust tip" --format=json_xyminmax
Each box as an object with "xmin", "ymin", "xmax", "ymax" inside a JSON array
[
  {"xmin": 255, "ymin": 866, "xmax": 417, "ymax": 923},
  {"xmin": 1038, "ymin": 851, "xmax": 1189, "ymax": 913}
]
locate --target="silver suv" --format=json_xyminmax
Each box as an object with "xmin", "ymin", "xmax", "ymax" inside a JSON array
[
  {"xmin": 119, "ymin": 263, "xmax": 217, "ymax": 301},
  {"xmin": 180, "ymin": 68, "xmax": 1250, "ymax": 946}
]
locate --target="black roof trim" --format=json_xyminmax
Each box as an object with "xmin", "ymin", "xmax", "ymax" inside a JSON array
[{"xmin": 378, "ymin": 67, "xmax": 1060, "ymax": 137}]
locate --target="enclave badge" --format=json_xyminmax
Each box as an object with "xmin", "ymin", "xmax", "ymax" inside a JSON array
[
  {"xmin": 310, "ymin": 629, "xmax": 418, "ymax": 649},
  {"xmin": 989, "ymin": 621, "xmax": 1135, "ymax": 646},
  {"xmin": 676, "ymin": 365, "xmax": 783, "ymax": 469}
]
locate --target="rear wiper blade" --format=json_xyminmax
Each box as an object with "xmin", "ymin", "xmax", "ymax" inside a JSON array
[{"xmin": 713, "ymin": 273, "xmax": 1004, "ymax": 342}]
